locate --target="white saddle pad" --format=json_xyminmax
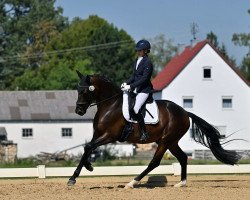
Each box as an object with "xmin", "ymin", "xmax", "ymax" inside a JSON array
[{"xmin": 122, "ymin": 96, "xmax": 159, "ymax": 124}]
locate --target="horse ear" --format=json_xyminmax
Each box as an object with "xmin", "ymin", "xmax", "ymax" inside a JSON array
[
  {"xmin": 86, "ymin": 75, "xmax": 91, "ymax": 85},
  {"xmin": 76, "ymin": 70, "xmax": 84, "ymax": 79}
]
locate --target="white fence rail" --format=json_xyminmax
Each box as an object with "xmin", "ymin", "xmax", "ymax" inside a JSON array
[{"xmin": 0, "ymin": 164, "xmax": 250, "ymax": 179}]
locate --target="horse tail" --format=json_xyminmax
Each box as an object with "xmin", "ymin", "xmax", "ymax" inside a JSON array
[{"xmin": 187, "ymin": 112, "xmax": 241, "ymax": 165}]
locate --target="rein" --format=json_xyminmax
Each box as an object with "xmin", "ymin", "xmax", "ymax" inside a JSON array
[
  {"xmin": 77, "ymin": 83, "xmax": 123, "ymax": 107},
  {"xmin": 89, "ymin": 92, "xmax": 123, "ymax": 107}
]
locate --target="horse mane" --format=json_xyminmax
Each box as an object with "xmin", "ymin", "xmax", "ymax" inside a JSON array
[{"xmin": 91, "ymin": 74, "xmax": 121, "ymax": 91}]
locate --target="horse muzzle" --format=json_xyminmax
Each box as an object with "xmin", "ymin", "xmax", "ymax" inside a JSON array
[{"xmin": 75, "ymin": 106, "xmax": 87, "ymax": 116}]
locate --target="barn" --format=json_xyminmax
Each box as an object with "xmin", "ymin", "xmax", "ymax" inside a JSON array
[
  {"xmin": 0, "ymin": 90, "xmax": 135, "ymax": 158},
  {"xmin": 0, "ymin": 90, "xmax": 96, "ymax": 157},
  {"xmin": 152, "ymin": 40, "xmax": 250, "ymax": 153}
]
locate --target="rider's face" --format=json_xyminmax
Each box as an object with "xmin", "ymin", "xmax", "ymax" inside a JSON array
[{"xmin": 137, "ymin": 50, "xmax": 146, "ymax": 57}]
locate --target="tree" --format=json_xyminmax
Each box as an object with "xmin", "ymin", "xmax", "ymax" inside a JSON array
[
  {"xmin": 11, "ymin": 59, "xmax": 92, "ymax": 90},
  {"xmin": 0, "ymin": 28, "xmax": 7, "ymax": 89},
  {"xmin": 22, "ymin": 20, "xmax": 60, "ymax": 69},
  {"xmin": 148, "ymin": 34, "xmax": 177, "ymax": 75},
  {"xmin": 220, "ymin": 43, "xmax": 236, "ymax": 64},
  {"xmin": 0, "ymin": 3, "xmax": 8, "ymax": 88},
  {"xmin": 207, "ymin": 31, "xmax": 219, "ymax": 48},
  {"xmin": 44, "ymin": 15, "xmax": 135, "ymax": 84},
  {"xmin": 0, "ymin": 0, "xmax": 68, "ymax": 89},
  {"xmin": 232, "ymin": 9, "xmax": 250, "ymax": 81},
  {"xmin": 69, "ymin": 15, "xmax": 135, "ymax": 84},
  {"xmin": 12, "ymin": 15, "xmax": 135, "ymax": 90},
  {"xmin": 241, "ymin": 57, "xmax": 250, "ymax": 80}
]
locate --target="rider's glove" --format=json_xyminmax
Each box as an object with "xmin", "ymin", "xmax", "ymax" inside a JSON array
[
  {"xmin": 121, "ymin": 84, "xmax": 131, "ymax": 91},
  {"xmin": 121, "ymin": 82, "xmax": 127, "ymax": 88}
]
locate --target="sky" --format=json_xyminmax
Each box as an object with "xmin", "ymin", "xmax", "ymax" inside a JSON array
[{"xmin": 54, "ymin": 0, "xmax": 249, "ymax": 65}]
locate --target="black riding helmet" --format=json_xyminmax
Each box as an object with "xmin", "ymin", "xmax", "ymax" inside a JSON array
[{"xmin": 135, "ymin": 40, "xmax": 151, "ymax": 53}]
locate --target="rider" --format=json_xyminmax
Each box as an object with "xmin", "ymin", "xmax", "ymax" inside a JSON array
[{"xmin": 121, "ymin": 39, "xmax": 154, "ymax": 142}]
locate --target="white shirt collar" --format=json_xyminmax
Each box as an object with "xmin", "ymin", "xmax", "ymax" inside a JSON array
[{"xmin": 136, "ymin": 57, "xmax": 143, "ymax": 69}]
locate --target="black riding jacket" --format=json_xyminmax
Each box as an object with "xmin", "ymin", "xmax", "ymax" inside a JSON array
[{"xmin": 126, "ymin": 55, "xmax": 153, "ymax": 93}]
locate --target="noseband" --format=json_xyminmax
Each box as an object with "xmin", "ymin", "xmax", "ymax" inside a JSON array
[{"xmin": 77, "ymin": 84, "xmax": 95, "ymax": 107}]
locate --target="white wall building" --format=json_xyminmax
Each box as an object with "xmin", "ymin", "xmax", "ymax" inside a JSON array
[
  {"xmin": 0, "ymin": 90, "xmax": 135, "ymax": 158},
  {"xmin": 0, "ymin": 90, "xmax": 96, "ymax": 157},
  {"xmin": 152, "ymin": 40, "xmax": 250, "ymax": 152}
]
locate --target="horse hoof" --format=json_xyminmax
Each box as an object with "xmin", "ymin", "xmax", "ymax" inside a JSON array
[
  {"xmin": 124, "ymin": 184, "xmax": 134, "ymax": 189},
  {"xmin": 67, "ymin": 179, "xmax": 76, "ymax": 186},
  {"xmin": 174, "ymin": 180, "xmax": 187, "ymax": 188},
  {"xmin": 124, "ymin": 180, "xmax": 139, "ymax": 189},
  {"xmin": 85, "ymin": 164, "xmax": 94, "ymax": 172}
]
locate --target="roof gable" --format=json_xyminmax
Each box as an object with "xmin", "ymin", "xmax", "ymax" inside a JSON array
[{"xmin": 152, "ymin": 40, "xmax": 250, "ymax": 90}]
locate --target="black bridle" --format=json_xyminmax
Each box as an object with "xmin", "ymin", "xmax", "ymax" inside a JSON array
[{"xmin": 77, "ymin": 83, "xmax": 123, "ymax": 108}]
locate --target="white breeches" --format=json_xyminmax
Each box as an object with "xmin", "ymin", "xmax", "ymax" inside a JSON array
[
  {"xmin": 134, "ymin": 93, "xmax": 149, "ymax": 114},
  {"xmin": 123, "ymin": 92, "xmax": 149, "ymax": 115}
]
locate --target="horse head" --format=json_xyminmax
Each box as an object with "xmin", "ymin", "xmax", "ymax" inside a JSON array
[
  {"xmin": 75, "ymin": 70, "xmax": 95, "ymax": 116},
  {"xmin": 75, "ymin": 70, "xmax": 122, "ymax": 116}
]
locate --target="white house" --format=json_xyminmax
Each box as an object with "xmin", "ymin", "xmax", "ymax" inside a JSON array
[
  {"xmin": 152, "ymin": 40, "xmax": 250, "ymax": 152},
  {"xmin": 0, "ymin": 90, "xmax": 96, "ymax": 157}
]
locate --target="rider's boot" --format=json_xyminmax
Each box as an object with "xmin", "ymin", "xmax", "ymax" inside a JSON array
[
  {"xmin": 135, "ymin": 112, "xmax": 149, "ymax": 142},
  {"xmin": 119, "ymin": 122, "xmax": 133, "ymax": 142}
]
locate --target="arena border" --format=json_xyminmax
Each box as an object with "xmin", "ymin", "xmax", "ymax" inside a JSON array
[{"xmin": 0, "ymin": 163, "xmax": 250, "ymax": 178}]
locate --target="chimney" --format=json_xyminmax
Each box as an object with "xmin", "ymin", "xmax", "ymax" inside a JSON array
[
  {"xmin": 190, "ymin": 39, "xmax": 197, "ymax": 48},
  {"xmin": 177, "ymin": 43, "xmax": 185, "ymax": 55}
]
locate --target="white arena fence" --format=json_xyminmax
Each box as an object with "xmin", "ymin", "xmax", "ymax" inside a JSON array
[{"xmin": 0, "ymin": 164, "xmax": 250, "ymax": 179}]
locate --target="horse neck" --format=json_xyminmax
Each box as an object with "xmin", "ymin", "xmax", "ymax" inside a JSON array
[{"xmin": 93, "ymin": 77, "xmax": 122, "ymax": 108}]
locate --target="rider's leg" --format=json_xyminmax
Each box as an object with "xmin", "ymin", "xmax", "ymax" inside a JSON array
[
  {"xmin": 122, "ymin": 92, "xmax": 130, "ymax": 121},
  {"xmin": 133, "ymin": 93, "xmax": 149, "ymax": 114},
  {"xmin": 133, "ymin": 93, "xmax": 149, "ymax": 142}
]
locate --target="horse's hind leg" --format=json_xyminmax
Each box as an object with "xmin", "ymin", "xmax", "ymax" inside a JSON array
[
  {"xmin": 169, "ymin": 143, "xmax": 188, "ymax": 187},
  {"xmin": 125, "ymin": 141, "xmax": 168, "ymax": 189}
]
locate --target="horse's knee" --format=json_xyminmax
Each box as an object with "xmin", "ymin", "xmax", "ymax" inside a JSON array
[
  {"xmin": 84, "ymin": 143, "xmax": 92, "ymax": 152},
  {"xmin": 149, "ymin": 159, "xmax": 161, "ymax": 169}
]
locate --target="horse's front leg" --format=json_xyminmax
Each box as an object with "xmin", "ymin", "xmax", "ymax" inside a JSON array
[{"xmin": 67, "ymin": 136, "xmax": 112, "ymax": 186}]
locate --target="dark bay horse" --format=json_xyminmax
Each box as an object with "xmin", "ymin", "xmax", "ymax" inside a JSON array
[{"xmin": 67, "ymin": 71, "xmax": 241, "ymax": 188}]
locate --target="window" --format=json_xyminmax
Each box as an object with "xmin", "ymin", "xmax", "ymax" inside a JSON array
[
  {"xmin": 222, "ymin": 97, "xmax": 232, "ymax": 109},
  {"xmin": 183, "ymin": 98, "xmax": 193, "ymax": 108},
  {"xmin": 62, "ymin": 128, "xmax": 72, "ymax": 137},
  {"xmin": 22, "ymin": 128, "xmax": 33, "ymax": 138},
  {"xmin": 203, "ymin": 67, "xmax": 212, "ymax": 79}
]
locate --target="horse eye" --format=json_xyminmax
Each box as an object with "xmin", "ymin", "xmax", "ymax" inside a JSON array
[
  {"xmin": 78, "ymin": 89, "xmax": 84, "ymax": 94},
  {"xmin": 79, "ymin": 88, "xmax": 88, "ymax": 94}
]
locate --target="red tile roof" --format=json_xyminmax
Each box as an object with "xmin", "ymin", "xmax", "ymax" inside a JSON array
[
  {"xmin": 152, "ymin": 40, "xmax": 250, "ymax": 90},
  {"xmin": 152, "ymin": 40, "xmax": 207, "ymax": 90}
]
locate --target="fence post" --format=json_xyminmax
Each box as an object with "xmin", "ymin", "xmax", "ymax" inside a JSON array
[
  {"xmin": 37, "ymin": 165, "xmax": 46, "ymax": 178},
  {"xmin": 172, "ymin": 163, "xmax": 181, "ymax": 176}
]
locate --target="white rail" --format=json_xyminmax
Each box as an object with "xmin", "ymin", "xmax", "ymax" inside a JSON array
[{"xmin": 0, "ymin": 164, "xmax": 249, "ymax": 178}]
